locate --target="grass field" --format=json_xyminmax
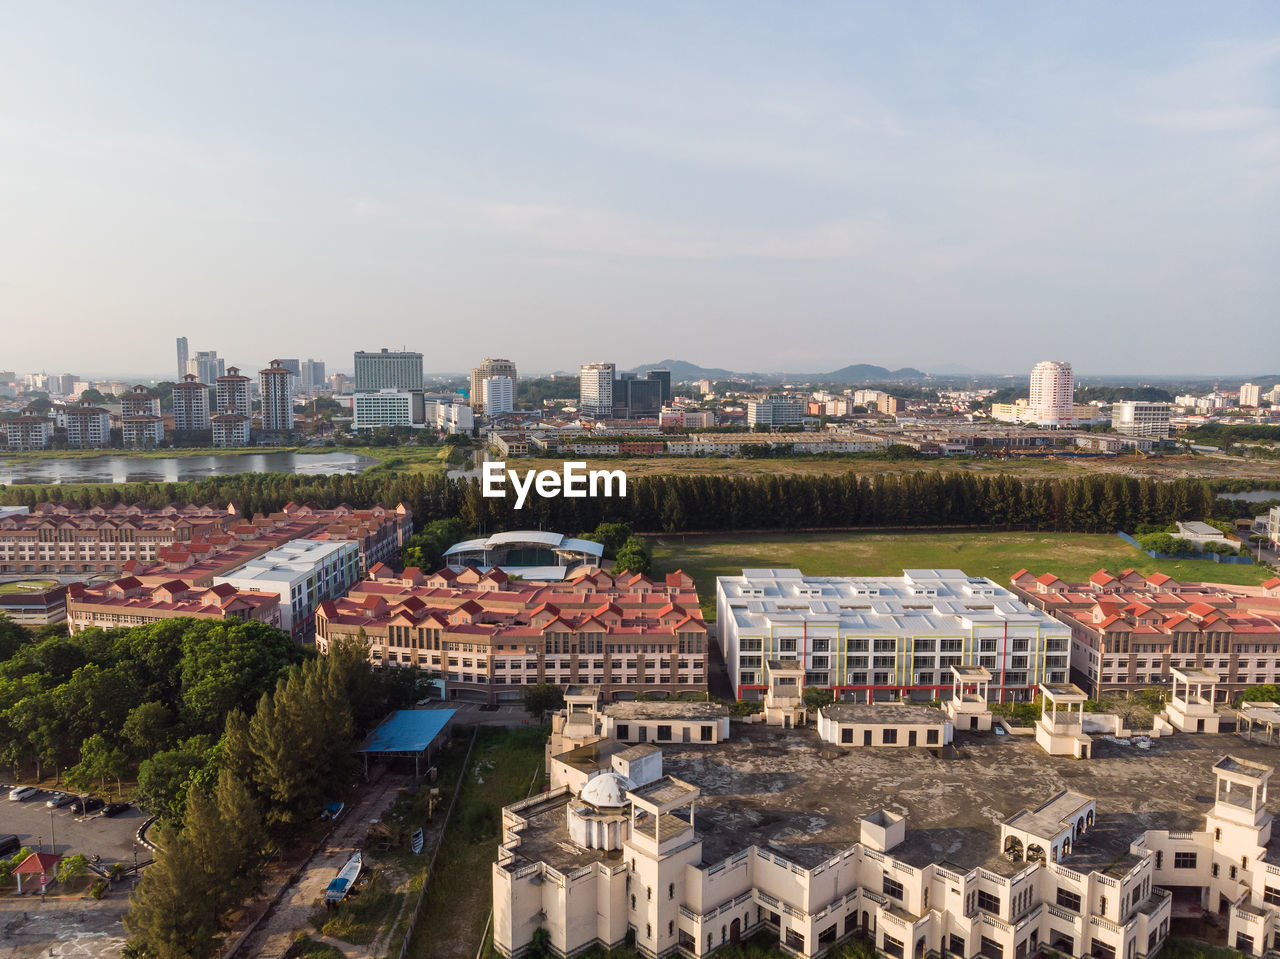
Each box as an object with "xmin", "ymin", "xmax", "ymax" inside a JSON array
[
  {"xmin": 0, "ymin": 579, "xmax": 58, "ymax": 594},
  {"xmin": 651, "ymin": 530, "xmax": 1274, "ymax": 618},
  {"xmin": 349, "ymin": 444, "xmax": 449, "ymax": 477},
  {"xmin": 410, "ymin": 726, "xmax": 547, "ymax": 959}
]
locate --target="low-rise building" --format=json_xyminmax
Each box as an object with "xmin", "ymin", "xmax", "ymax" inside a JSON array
[
  {"xmin": 211, "ymin": 411, "xmax": 251, "ymax": 446},
  {"xmin": 315, "ymin": 568, "xmax": 708, "ymax": 704},
  {"xmin": 1270, "ymin": 508, "xmax": 1280, "ymax": 549},
  {"xmin": 495, "ymin": 720, "xmax": 1280, "ymax": 959},
  {"xmin": 0, "ymin": 583, "xmax": 69, "ymax": 625},
  {"xmin": 717, "ymin": 569, "xmax": 1072, "ymax": 704},
  {"xmin": 747, "ymin": 398, "xmax": 803, "ymax": 428},
  {"xmin": 1009, "ymin": 568, "xmax": 1280, "ymax": 699},
  {"xmin": 1175, "ymin": 521, "xmax": 1239, "ymax": 552},
  {"xmin": 213, "ymin": 538, "xmax": 360, "ymax": 642},
  {"xmin": 66, "ymin": 577, "xmax": 282, "ymax": 633}
]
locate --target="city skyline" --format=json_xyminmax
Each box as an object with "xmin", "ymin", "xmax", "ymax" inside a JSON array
[{"xmin": 2, "ymin": 3, "xmax": 1277, "ymax": 375}]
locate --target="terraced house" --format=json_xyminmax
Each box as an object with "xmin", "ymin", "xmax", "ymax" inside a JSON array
[
  {"xmin": 716, "ymin": 569, "xmax": 1072, "ymax": 704},
  {"xmin": 314, "ymin": 567, "xmax": 708, "ymax": 703},
  {"xmin": 1008, "ymin": 570, "xmax": 1280, "ymax": 700}
]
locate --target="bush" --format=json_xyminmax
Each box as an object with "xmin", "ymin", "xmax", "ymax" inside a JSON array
[{"xmin": 89, "ymin": 878, "xmax": 108, "ymax": 899}]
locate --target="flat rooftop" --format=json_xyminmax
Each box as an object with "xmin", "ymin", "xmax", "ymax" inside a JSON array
[
  {"xmin": 821, "ymin": 704, "xmax": 950, "ymax": 726},
  {"xmin": 653, "ymin": 724, "xmax": 1280, "ymax": 876},
  {"xmin": 602, "ymin": 701, "xmax": 729, "ymax": 721}
]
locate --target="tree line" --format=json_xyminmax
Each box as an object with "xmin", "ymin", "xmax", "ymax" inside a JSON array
[{"xmin": 1, "ymin": 470, "xmax": 1220, "ymax": 537}]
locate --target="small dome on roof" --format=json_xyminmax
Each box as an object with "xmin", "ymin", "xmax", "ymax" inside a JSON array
[{"xmin": 579, "ymin": 772, "xmax": 633, "ymax": 808}]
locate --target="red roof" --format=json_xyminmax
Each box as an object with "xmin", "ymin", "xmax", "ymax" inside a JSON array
[
  {"xmin": 14, "ymin": 851, "xmax": 60, "ymax": 875},
  {"xmin": 1264, "ymin": 578, "xmax": 1280, "ymax": 590},
  {"xmin": 1036, "ymin": 573, "xmax": 1060, "ymax": 585}
]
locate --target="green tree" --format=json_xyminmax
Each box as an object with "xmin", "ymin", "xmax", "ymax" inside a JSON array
[
  {"xmin": 123, "ymin": 826, "xmax": 221, "ymax": 959},
  {"xmin": 56, "ymin": 853, "xmax": 91, "ymax": 884},
  {"xmin": 520, "ymin": 682, "xmax": 565, "ymax": 720},
  {"xmin": 803, "ymin": 687, "xmax": 834, "ymax": 711},
  {"xmin": 68, "ymin": 733, "xmax": 129, "ymax": 796},
  {"xmin": 614, "ymin": 536, "xmax": 653, "ymax": 575},
  {"xmin": 121, "ymin": 701, "xmax": 175, "ymax": 758}
]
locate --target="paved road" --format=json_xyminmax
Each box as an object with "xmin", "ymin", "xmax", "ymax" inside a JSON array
[
  {"xmin": 237, "ymin": 768, "xmax": 412, "ymax": 959},
  {"xmin": 1, "ymin": 793, "xmax": 145, "ymax": 865}
]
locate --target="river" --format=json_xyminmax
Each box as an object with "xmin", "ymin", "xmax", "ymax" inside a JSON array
[
  {"xmin": 0, "ymin": 451, "xmax": 375, "ymax": 486},
  {"xmin": 1220, "ymin": 488, "xmax": 1280, "ymax": 503}
]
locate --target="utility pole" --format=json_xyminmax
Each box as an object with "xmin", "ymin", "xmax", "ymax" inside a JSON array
[{"xmin": 49, "ymin": 807, "xmax": 55, "ymax": 856}]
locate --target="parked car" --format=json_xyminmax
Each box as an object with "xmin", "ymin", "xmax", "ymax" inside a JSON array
[
  {"xmin": 71, "ymin": 796, "xmax": 105, "ymax": 815},
  {"xmin": 0, "ymin": 834, "xmax": 20, "ymax": 856},
  {"xmin": 7, "ymin": 786, "xmax": 37, "ymax": 802},
  {"xmin": 46, "ymin": 791, "xmax": 75, "ymax": 809},
  {"xmin": 99, "ymin": 802, "xmax": 130, "ymax": 818}
]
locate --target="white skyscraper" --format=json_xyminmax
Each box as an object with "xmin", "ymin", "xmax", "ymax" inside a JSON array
[
  {"xmin": 1027, "ymin": 360, "xmax": 1075, "ymax": 427},
  {"xmin": 1240, "ymin": 382, "xmax": 1261, "ymax": 408},
  {"xmin": 579, "ymin": 363, "xmax": 615, "ymax": 418},
  {"xmin": 484, "ymin": 375, "xmax": 515, "ymax": 415},
  {"xmin": 259, "ymin": 359, "xmax": 294, "ymax": 432}
]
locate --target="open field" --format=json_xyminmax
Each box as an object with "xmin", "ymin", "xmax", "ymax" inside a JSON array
[
  {"xmin": 508, "ymin": 453, "xmax": 1280, "ymax": 482},
  {"xmin": 354, "ymin": 444, "xmax": 450, "ymax": 477},
  {"xmin": 410, "ymin": 726, "xmax": 546, "ymax": 959},
  {"xmin": 0, "ymin": 578, "xmax": 58, "ymax": 594},
  {"xmin": 651, "ymin": 530, "xmax": 1274, "ymax": 618}
]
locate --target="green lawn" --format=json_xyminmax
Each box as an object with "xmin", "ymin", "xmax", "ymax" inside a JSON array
[
  {"xmin": 410, "ymin": 726, "xmax": 547, "ymax": 959},
  {"xmin": 651, "ymin": 531, "xmax": 1274, "ymax": 619},
  {"xmin": 0, "ymin": 579, "xmax": 58, "ymax": 594}
]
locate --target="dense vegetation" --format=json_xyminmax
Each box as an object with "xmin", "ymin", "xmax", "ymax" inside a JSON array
[{"xmin": 1, "ymin": 471, "xmax": 1221, "ymax": 538}]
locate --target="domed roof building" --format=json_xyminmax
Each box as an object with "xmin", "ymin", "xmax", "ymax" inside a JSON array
[{"xmin": 569, "ymin": 771, "xmax": 635, "ymax": 850}]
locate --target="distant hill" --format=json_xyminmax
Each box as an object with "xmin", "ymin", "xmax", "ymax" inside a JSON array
[
  {"xmin": 822, "ymin": 364, "xmax": 927, "ymax": 383},
  {"xmin": 625, "ymin": 359, "xmax": 929, "ymax": 383},
  {"xmin": 623, "ymin": 360, "xmax": 743, "ymax": 381}
]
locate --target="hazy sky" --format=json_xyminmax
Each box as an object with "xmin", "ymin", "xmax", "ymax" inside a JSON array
[{"xmin": 2, "ymin": 3, "xmax": 1277, "ymax": 378}]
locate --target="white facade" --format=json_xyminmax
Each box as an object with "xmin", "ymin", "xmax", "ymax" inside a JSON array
[
  {"xmin": 1240, "ymin": 383, "xmax": 1262, "ymax": 408},
  {"xmin": 211, "ymin": 412, "xmax": 251, "ymax": 447},
  {"xmin": 1111, "ymin": 402, "xmax": 1171, "ymax": 439},
  {"xmin": 1270, "ymin": 507, "xmax": 1280, "ymax": 549},
  {"xmin": 426, "ymin": 398, "xmax": 474, "ymax": 433},
  {"xmin": 61, "ymin": 404, "xmax": 111, "ymax": 448},
  {"xmin": 259, "ymin": 360, "xmax": 294, "ymax": 432},
  {"xmin": 1027, "ymin": 361, "xmax": 1075, "ymax": 427},
  {"xmin": 3, "ymin": 417, "xmax": 53, "ymax": 451},
  {"xmin": 716, "ymin": 569, "xmax": 1071, "ymax": 702},
  {"xmin": 747, "ymin": 399, "xmax": 804, "ymax": 428},
  {"xmin": 215, "ymin": 367, "xmax": 252, "ymax": 418},
  {"xmin": 172, "ymin": 374, "xmax": 211, "ymax": 431},
  {"xmin": 354, "ymin": 349, "xmax": 424, "ymax": 392},
  {"xmin": 187, "ymin": 350, "xmax": 225, "ymax": 384},
  {"xmin": 580, "ymin": 364, "xmax": 616, "ymax": 418},
  {"xmin": 213, "ymin": 538, "xmax": 359, "ymax": 642},
  {"xmin": 471, "ymin": 358, "xmax": 519, "ymax": 409},
  {"xmin": 120, "ymin": 385, "xmax": 164, "ymax": 447},
  {"xmin": 352, "ymin": 389, "xmax": 420, "ymax": 429},
  {"xmin": 484, "ymin": 376, "xmax": 516, "ymax": 415}
]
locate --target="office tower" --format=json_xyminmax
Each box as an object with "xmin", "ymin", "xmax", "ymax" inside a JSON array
[
  {"xmin": 216, "ymin": 366, "xmax": 252, "ymax": 418},
  {"xmin": 172, "ymin": 373, "xmax": 211, "ymax": 431},
  {"xmin": 646, "ymin": 368, "xmax": 672, "ymax": 404},
  {"xmin": 187, "ymin": 350, "xmax": 225, "ymax": 385},
  {"xmin": 1028, "ymin": 360, "xmax": 1075, "ymax": 427},
  {"xmin": 354, "ymin": 349, "xmax": 424, "ymax": 392},
  {"xmin": 300, "ymin": 359, "xmax": 326, "ymax": 390},
  {"xmin": 176, "ymin": 336, "xmax": 188, "ymax": 382},
  {"xmin": 470, "ymin": 358, "xmax": 519, "ymax": 409},
  {"xmin": 259, "ymin": 360, "xmax": 294, "ymax": 432},
  {"xmin": 579, "ymin": 363, "xmax": 616, "ymax": 418},
  {"xmin": 484, "ymin": 375, "xmax": 515, "ymax": 415},
  {"xmin": 621, "ymin": 377, "xmax": 662, "ymax": 418}
]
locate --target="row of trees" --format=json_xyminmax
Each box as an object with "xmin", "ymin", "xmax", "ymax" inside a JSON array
[
  {"xmin": 1, "ymin": 468, "xmax": 1221, "ymax": 539},
  {"xmin": 125, "ymin": 643, "xmax": 394, "ymax": 958}
]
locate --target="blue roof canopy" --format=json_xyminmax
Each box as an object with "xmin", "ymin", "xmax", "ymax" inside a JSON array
[{"xmin": 358, "ymin": 709, "xmax": 457, "ymax": 755}]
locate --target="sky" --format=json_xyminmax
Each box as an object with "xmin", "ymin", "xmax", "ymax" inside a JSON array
[{"xmin": 1, "ymin": 2, "xmax": 1277, "ymax": 378}]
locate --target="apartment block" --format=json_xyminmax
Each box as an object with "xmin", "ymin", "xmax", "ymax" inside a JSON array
[
  {"xmin": 716, "ymin": 569, "xmax": 1072, "ymax": 703},
  {"xmin": 259, "ymin": 359, "xmax": 294, "ymax": 433},
  {"xmin": 1027, "ymin": 361, "xmax": 1075, "ymax": 427},
  {"xmin": 747, "ymin": 397, "xmax": 804, "ymax": 428},
  {"xmin": 2, "ymin": 416, "xmax": 53, "ymax": 451},
  {"xmin": 66, "ymin": 577, "xmax": 282, "ymax": 633},
  {"xmin": 215, "ymin": 366, "xmax": 252, "ymax": 418},
  {"xmin": 315, "ymin": 568, "xmax": 708, "ymax": 704},
  {"xmin": 171, "ymin": 373, "xmax": 211, "ymax": 431},
  {"xmin": 120, "ymin": 385, "xmax": 164, "ymax": 447},
  {"xmin": 471, "ymin": 358, "xmax": 519, "ymax": 410},
  {"xmin": 58, "ymin": 401, "xmax": 111, "ymax": 448},
  {"xmin": 1111, "ymin": 402, "xmax": 1171, "ymax": 439},
  {"xmin": 214, "ymin": 538, "xmax": 360, "ymax": 642},
  {"xmin": 580, "ymin": 363, "xmax": 616, "ymax": 418},
  {"xmin": 212, "ymin": 412, "xmax": 251, "ymax": 446},
  {"xmin": 1009, "ymin": 569, "xmax": 1280, "ymax": 700},
  {"xmin": 485, "ymin": 375, "xmax": 516, "ymax": 415}
]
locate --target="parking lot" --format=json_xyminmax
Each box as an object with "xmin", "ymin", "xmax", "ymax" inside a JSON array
[{"xmin": 2, "ymin": 790, "xmax": 147, "ymax": 866}]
